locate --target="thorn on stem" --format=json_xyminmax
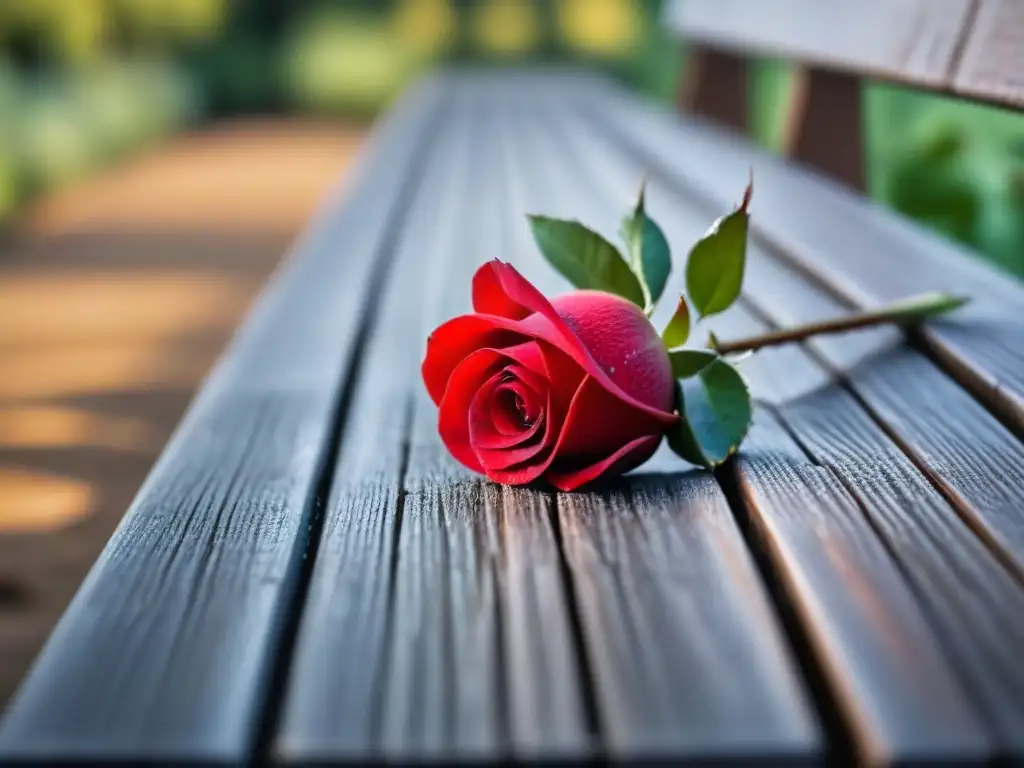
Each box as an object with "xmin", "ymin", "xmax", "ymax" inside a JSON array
[{"xmin": 740, "ymin": 169, "xmax": 754, "ymax": 213}]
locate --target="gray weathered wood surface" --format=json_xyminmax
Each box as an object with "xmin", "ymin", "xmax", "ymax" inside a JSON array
[
  {"xmin": 664, "ymin": 0, "xmax": 974, "ymax": 88},
  {"xmin": 2, "ymin": 71, "xmax": 1024, "ymax": 765},
  {"xmin": 667, "ymin": 0, "xmax": 1024, "ymax": 111},
  {"xmin": 538, "ymin": 85, "xmax": 1020, "ymax": 762},
  {"xmin": 954, "ymin": 0, "xmax": 1024, "ymax": 108}
]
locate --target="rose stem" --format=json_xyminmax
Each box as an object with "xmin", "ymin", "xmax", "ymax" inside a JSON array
[{"xmin": 714, "ymin": 292, "xmax": 969, "ymax": 355}]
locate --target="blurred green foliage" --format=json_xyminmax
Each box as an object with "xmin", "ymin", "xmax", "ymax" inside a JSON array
[
  {"xmin": 0, "ymin": 0, "xmax": 1021, "ymax": 282},
  {"xmin": 748, "ymin": 61, "xmax": 1024, "ymax": 279},
  {"xmin": 0, "ymin": 0, "xmax": 671, "ymax": 226}
]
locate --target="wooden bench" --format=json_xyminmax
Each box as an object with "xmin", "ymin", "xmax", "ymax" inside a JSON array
[{"xmin": 2, "ymin": 3, "xmax": 1024, "ymax": 764}]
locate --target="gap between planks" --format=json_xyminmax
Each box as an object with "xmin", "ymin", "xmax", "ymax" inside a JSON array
[
  {"xmin": 565, "ymin": 90, "xmax": 1024, "ymax": 586},
  {"xmin": 512, "ymin": 75, "xmax": 823, "ymax": 761},
  {"xmin": 249, "ymin": 88, "xmax": 453, "ymax": 764},
  {"xmin": 740, "ymin": 294, "xmax": 1024, "ymax": 588},
  {"xmin": 532, "ymin": 77, "xmax": 1021, "ymax": 759}
]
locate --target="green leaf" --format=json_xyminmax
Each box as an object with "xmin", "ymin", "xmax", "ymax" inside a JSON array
[
  {"xmin": 529, "ymin": 215, "xmax": 645, "ymax": 307},
  {"xmin": 667, "ymin": 358, "xmax": 752, "ymax": 468},
  {"xmin": 725, "ymin": 350, "xmax": 754, "ymax": 364},
  {"xmin": 874, "ymin": 291, "xmax": 969, "ymax": 320},
  {"xmin": 669, "ymin": 348, "xmax": 718, "ymax": 378},
  {"xmin": 620, "ymin": 181, "xmax": 671, "ymax": 310},
  {"xmin": 662, "ymin": 296, "xmax": 691, "ymax": 348},
  {"xmin": 685, "ymin": 180, "xmax": 752, "ymax": 319}
]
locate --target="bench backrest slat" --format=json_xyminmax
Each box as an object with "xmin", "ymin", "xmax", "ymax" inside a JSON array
[
  {"xmin": 954, "ymin": 0, "xmax": 1024, "ymax": 107},
  {"xmin": 665, "ymin": 0, "xmax": 1024, "ymax": 189},
  {"xmin": 665, "ymin": 0, "xmax": 974, "ymax": 89}
]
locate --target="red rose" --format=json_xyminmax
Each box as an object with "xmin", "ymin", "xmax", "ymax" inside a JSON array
[{"xmin": 422, "ymin": 259, "xmax": 678, "ymax": 491}]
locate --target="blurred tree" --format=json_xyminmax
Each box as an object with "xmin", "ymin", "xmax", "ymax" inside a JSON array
[
  {"xmin": 555, "ymin": 0, "xmax": 640, "ymax": 59},
  {"xmin": 0, "ymin": 60, "xmax": 21, "ymax": 221},
  {"xmin": 978, "ymin": 151, "xmax": 1024, "ymax": 277},
  {"xmin": 470, "ymin": 0, "xmax": 542, "ymax": 58},
  {"xmin": 283, "ymin": 6, "xmax": 415, "ymax": 118},
  {"xmin": 20, "ymin": 86, "xmax": 98, "ymax": 192},
  {"xmin": 885, "ymin": 121, "xmax": 982, "ymax": 248},
  {"xmin": 393, "ymin": 0, "xmax": 457, "ymax": 61},
  {"xmin": 48, "ymin": 0, "xmax": 108, "ymax": 65}
]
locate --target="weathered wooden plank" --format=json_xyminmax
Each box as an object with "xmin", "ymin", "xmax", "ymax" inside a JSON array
[
  {"xmin": 555, "ymin": 469, "xmax": 823, "ymax": 762},
  {"xmin": 731, "ymin": 406, "xmax": 992, "ymax": 765},
  {"xmin": 573, "ymin": 76, "xmax": 1024, "ymax": 438},
  {"xmin": 717, "ymin": 307, "xmax": 1022, "ymax": 762},
  {"xmin": 534, "ymin": 91, "xmax": 1011, "ymax": 761},
  {"xmin": 954, "ymin": 0, "xmax": 1024, "ymax": 108},
  {"xmin": 0, "ymin": 79, "xmax": 449, "ymax": 764},
  {"xmin": 738, "ymin": 259, "xmax": 1024, "ymax": 759},
  {"xmin": 560, "ymin": 87, "xmax": 1024, "ymax": 755},
  {"xmin": 275, "ymin": 86, "xmax": 478, "ymax": 762},
  {"xmin": 741, "ymin": 255, "xmax": 1024, "ymax": 583},
  {"xmin": 664, "ymin": 0, "xmax": 973, "ymax": 88},
  {"xmin": 375, "ymin": 96, "xmax": 591, "ymax": 761},
  {"xmin": 500, "ymin": 76, "xmax": 822, "ymax": 761},
  {"xmin": 277, "ymin": 78, "xmax": 592, "ymax": 763}
]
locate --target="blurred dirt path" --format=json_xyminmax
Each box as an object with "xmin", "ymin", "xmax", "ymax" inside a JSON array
[{"xmin": 0, "ymin": 120, "xmax": 364, "ymax": 707}]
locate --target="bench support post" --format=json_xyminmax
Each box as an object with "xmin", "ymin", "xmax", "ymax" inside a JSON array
[
  {"xmin": 783, "ymin": 67, "xmax": 866, "ymax": 191},
  {"xmin": 678, "ymin": 46, "xmax": 749, "ymax": 133}
]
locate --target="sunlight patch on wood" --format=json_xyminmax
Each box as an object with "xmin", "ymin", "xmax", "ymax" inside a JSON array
[
  {"xmin": 0, "ymin": 343, "xmax": 210, "ymax": 401},
  {"xmin": 0, "ymin": 469, "xmax": 94, "ymax": 534},
  {"xmin": 18, "ymin": 121, "xmax": 363, "ymax": 236},
  {"xmin": 0, "ymin": 407, "xmax": 162, "ymax": 452},
  {"xmin": 0, "ymin": 271, "xmax": 254, "ymax": 350}
]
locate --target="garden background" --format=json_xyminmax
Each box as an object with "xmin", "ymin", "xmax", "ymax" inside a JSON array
[{"xmin": 2, "ymin": 0, "xmax": 1022, "ymax": 277}]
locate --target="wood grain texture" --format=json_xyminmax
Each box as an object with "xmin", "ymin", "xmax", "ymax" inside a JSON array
[
  {"xmin": 732, "ymin": 406, "xmax": 991, "ymax": 765},
  {"xmin": 502, "ymin": 77, "xmax": 821, "ymax": 761},
  {"xmin": 741, "ymin": 255, "xmax": 1024, "ymax": 584},
  {"xmin": 534, "ymin": 89, "xmax": 1024, "ymax": 761},
  {"xmin": 954, "ymin": 0, "xmax": 1024, "ymax": 108},
  {"xmin": 277, "ymin": 79, "xmax": 592, "ymax": 764},
  {"xmin": 663, "ymin": 0, "xmax": 974, "ymax": 88},
  {"xmin": 0, "ymin": 79, "xmax": 449, "ymax": 764},
  {"xmin": 555, "ymin": 472, "xmax": 821, "ymax": 762},
  {"xmin": 574, "ymin": 76, "xmax": 1024, "ymax": 437},
  {"xmin": 720, "ymin": 306, "xmax": 1024, "ymax": 761},
  {"xmin": 708, "ymin": 310, "xmax": 994, "ymax": 765}
]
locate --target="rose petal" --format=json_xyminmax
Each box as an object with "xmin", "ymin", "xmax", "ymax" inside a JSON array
[
  {"xmin": 535, "ymin": 341, "xmax": 585, "ymax": 413},
  {"xmin": 470, "ymin": 375, "xmax": 543, "ymax": 449},
  {"xmin": 486, "ymin": 373, "xmax": 665, "ymax": 487},
  {"xmin": 554, "ymin": 376, "xmax": 667, "ymax": 457},
  {"xmin": 473, "ymin": 260, "xmax": 532, "ymax": 319},
  {"xmin": 422, "ymin": 315, "xmax": 523, "ymax": 405},
  {"xmin": 474, "ymin": 396, "xmax": 549, "ymax": 470},
  {"xmin": 481, "ymin": 260, "xmax": 678, "ymax": 426},
  {"xmin": 547, "ymin": 435, "xmax": 661, "ymax": 491},
  {"xmin": 484, "ymin": 372, "xmax": 590, "ymax": 486},
  {"xmin": 489, "ymin": 390, "xmax": 526, "ymax": 437},
  {"xmin": 437, "ymin": 349, "xmax": 507, "ymax": 472},
  {"xmin": 501, "ymin": 377, "xmax": 543, "ymax": 424}
]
